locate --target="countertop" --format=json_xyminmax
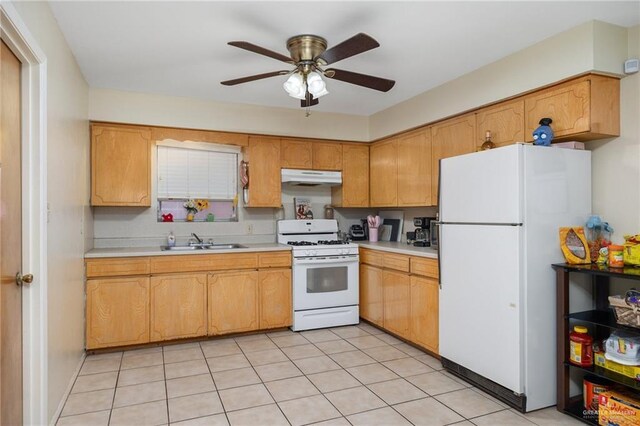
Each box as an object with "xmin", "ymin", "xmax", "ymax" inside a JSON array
[
  {"xmin": 356, "ymin": 241, "xmax": 438, "ymax": 259},
  {"xmin": 84, "ymin": 243, "xmax": 292, "ymax": 259}
]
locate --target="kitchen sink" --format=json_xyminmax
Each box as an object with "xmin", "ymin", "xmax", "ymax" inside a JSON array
[{"xmin": 161, "ymin": 243, "xmax": 247, "ymax": 251}]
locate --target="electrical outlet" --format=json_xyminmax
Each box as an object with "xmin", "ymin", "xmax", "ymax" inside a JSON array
[{"xmin": 246, "ymin": 224, "xmax": 254, "ymax": 235}]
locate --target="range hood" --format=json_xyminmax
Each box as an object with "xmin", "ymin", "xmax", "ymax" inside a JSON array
[{"xmin": 281, "ymin": 168, "xmax": 342, "ymax": 186}]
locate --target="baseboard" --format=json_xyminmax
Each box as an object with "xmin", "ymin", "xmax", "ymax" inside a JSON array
[{"xmin": 49, "ymin": 352, "xmax": 86, "ymax": 426}]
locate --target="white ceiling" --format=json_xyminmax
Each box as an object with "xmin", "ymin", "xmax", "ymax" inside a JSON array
[{"xmin": 49, "ymin": 1, "xmax": 640, "ymax": 116}]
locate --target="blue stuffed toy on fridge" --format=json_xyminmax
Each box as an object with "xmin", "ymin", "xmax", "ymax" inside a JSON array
[{"xmin": 532, "ymin": 117, "xmax": 554, "ymax": 146}]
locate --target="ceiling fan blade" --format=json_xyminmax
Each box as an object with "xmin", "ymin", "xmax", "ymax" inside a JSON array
[
  {"xmin": 228, "ymin": 41, "xmax": 294, "ymax": 63},
  {"xmin": 220, "ymin": 70, "xmax": 290, "ymax": 86},
  {"xmin": 325, "ymin": 68, "xmax": 395, "ymax": 92},
  {"xmin": 317, "ymin": 33, "xmax": 380, "ymax": 65},
  {"xmin": 300, "ymin": 92, "xmax": 319, "ymax": 108}
]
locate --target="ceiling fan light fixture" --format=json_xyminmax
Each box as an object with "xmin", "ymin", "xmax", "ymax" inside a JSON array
[
  {"xmin": 283, "ymin": 73, "xmax": 305, "ymax": 98},
  {"xmin": 306, "ymin": 71, "xmax": 328, "ymax": 97}
]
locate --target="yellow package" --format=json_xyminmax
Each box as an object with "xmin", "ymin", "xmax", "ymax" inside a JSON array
[
  {"xmin": 623, "ymin": 234, "xmax": 640, "ymax": 266},
  {"xmin": 560, "ymin": 227, "xmax": 591, "ymax": 264},
  {"xmin": 599, "ymin": 389, "xmax": 640, "ymax": 426}
]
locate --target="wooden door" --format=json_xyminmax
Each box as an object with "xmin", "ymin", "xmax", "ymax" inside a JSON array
[
  {"xmin": 431, "ymin": 114, "xmax": 476, "ymax": 205},
  {"xmin": 332, "ymin": 144, "xmax": 369, "ymax": 207},
  {"xmin": 476, "ymin": 100, "xmax": 525, "ymax": 149},
  {"xmin": 397, "ymin": 129, "xmax": 432, "ymax": 206},
  {"xmin": 382, "ymin": 270, "xmax": 411, "ymax": 338},
  {"xmin": 246, "ymin": 137, "xmax": 281, "ymax": 207},
  {"xmin": 91, "ymin": 123, "xmax": 151, "ymax": 206},
  {"xmin": 359, "ymin": 265, "xmax": 383, "ymax": 326},
  {"xmin": 86, "ymin": 277, "xmax": 150, "ymax": 349},
  {"xmin": 281, "ymin": 139, "xmax": 312, "ymax": 169},
  {"xmin": 150, "ymin": 273, "xmax": 207, "ymax": 342},
  {"xmin": 1, "ymin": 40, "xmax": 23, "ymax": 426},
  {"xmin": 410, "ymin": 275, "xmax": 439, "ymax": 353},
  {"xmin": 208, "ymin": 270, "xmax": 259, "ymax": 335},
  {"xmin": 258, "ymin": 269, "xmax": 292, "ymax": 329},
  {"xmin": 312, "ymin": 142, "xmax": 342, "ymax": 170},
  {"xmin": 370, "ymin": 138, "xmax": 398, "ymax": 207}
]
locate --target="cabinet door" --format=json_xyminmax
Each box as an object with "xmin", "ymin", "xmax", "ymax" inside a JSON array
[
  {"xmin": 312, "ymin": 142, "xmax": 342, "ymax": 171},
  {"xmin": 247, "ymin": 136, "xmax": 281, "ymax": 207},
  {"xmin": 208, "ymin": 270, "xmax": 259, "ymax": 335},
  {"xmin": 476, "ymin": 100, "xmax": 524, "ymax": 149},
  {"xmin": 150, "ymin": 273, "xmax": 207, "ymax": 342},
  {"xmin": 370, "ymin": 139, "xmax": 398, "ymax": 207},
  {"xmin": 360, "ymin": 264, "xmax": 383, "ymax": 326},
  {"xmin": 397, "ymin": 129, "xmax": 432, "ymax": 207},
  {"xmin": 431, "ymin": 114, "xmax": 476, "ymax": 206},
  {"xmin": 86, "ymin": 277, "xmax": 149, "ymax": 349},
  {"xmin": 259, "ymin": 269, "xmax": 292, "ymax": 329},
  {"xmin": 281, "ymin": 139, "xmax": 313, "ymax": 169},
  {"xmin": 382, "ymin": 270, "xmax": 411, "ymax": 338},
  {"xmin": 410, "ymin": 275, "xmax": 439, "ymax": 354},
  {"xmin": 332, "ymin": 144, "xmax": 369, "ymax": 208},
  {"xmin": 91, "ymin": 124, "xmax": 151, "ymax": 206}
]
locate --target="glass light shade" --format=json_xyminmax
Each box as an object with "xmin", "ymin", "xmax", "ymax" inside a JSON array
[
  {"xmin": 283, "ymin": 73, "xmax": 306, "ymax": 99},
  {"xmin": 307, "ymin": 72, "xmax": 327, "ymax": 97}
]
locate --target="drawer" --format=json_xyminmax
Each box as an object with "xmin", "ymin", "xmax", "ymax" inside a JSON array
[
  {"xmin": 258, "ymin": 251, "xmax": 292, "ymax": 268},
  {"xmin": 383, "ymin": 253, "xmax": 410, "ymax": 272},
  {"xmin": 86, "ymin": 257, "xmax": 150, "ymax": 278},
  {"xmin": 151, "ymin": 253, "xmax": 258, "ymax": 274},
  {"xmin": 360, "ymin": 249, "xmax": 384, "ymax": 267},
  {"xmin": 410, "ymin": 257, "xmax": 439, "ymax": 279}
]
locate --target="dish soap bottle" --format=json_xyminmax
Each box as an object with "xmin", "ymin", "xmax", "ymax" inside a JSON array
[{"xmin": 167, "ymin": 232, "xmax": 176, "ymax": 247}]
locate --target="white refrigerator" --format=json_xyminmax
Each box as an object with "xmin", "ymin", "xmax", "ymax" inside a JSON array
[{"xmin": 438, "ymin": 143, "xmax": 591, "ymax": 412}]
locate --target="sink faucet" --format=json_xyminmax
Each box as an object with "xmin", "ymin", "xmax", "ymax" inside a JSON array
[{"xmin": 191, "ymin": 233, "xmax": 203, "ymax": 244}]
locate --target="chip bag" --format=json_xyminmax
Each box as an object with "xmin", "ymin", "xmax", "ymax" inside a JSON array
[{"xmin": 624, "ymin": 234, "xmax": 640, "ymax": 266}]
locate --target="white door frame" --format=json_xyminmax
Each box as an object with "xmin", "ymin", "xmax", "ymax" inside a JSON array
[{"xmin": 1, "ymin": 3, "xmax": 48, "ymax": 425}]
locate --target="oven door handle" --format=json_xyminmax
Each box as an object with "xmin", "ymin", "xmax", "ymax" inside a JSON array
[{"xmin": 293, "ymin": 256, "xmax": 359, "ymax": 265}]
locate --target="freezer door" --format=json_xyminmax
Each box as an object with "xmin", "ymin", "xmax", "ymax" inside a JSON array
[
  {"xmin": 439, "ymin": 224, "xmax": 523, "ymax": 393},
  {"xmin": 440, "ymin": 145, "xmax": 521, "ymax": 224}
]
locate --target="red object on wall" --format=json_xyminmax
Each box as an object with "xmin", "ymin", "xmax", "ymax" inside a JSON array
[{"xmin": 161, "ymin": 213, "xmax": 174, "ymax": 222}]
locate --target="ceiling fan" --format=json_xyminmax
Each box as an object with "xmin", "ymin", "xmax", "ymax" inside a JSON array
[{"xmin": 221, "ymin": 33, "xmax": 395, "ymax": 108}]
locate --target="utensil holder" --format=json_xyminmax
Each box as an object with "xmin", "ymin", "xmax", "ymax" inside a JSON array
[{"xmin": 369, "ymin": 227, "xmax": 378, "ymax": 242}]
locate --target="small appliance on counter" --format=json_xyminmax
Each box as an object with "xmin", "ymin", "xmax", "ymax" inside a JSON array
[
  {"xmin": 349, "ymin": 224, "xmax": 366, "ymax": 241},
  {"xmin": 412, "ymin": 216, "xmax": 436, "ymax": 247}
]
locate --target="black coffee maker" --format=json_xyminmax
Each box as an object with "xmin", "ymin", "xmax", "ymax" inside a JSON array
[{"xmin": 412, "ymin": 217, "xmax": 434, "ymax": 247}]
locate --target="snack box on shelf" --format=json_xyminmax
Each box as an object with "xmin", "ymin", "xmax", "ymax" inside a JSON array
[
  {"xmin": 595, "ymin": 351, "xmax": 640, "ymax": 381},
  {"xmin": 598, "ymin": 389, "xmax": 640, "ymax": 426}
]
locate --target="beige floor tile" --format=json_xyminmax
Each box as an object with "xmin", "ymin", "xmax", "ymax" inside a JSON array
[
  {"xmin": 471, "ymin": 409, "xmax": 534, "ymax": 425},
  {"xmin": 79, "ymin": 357, "xmax": 121, "ymax": 375},
  {"xmin": 206, "ymin": 353, "xmax": 250, "ymax": 372},
  {"xmin": 407, "ymin": 371, "xmax": 467, "ymax": 395},
  {"xmin": 300, "ymin": 329, "xmax": 341, "ymax": 343},
  {"xmin": 171, "ymin": 413, "xmax": 229, "ymax": 426},
  {"xmin": 84, "ymin": 351, "xmax": 123, "ymax": 362},
  {"xmin": 516, "ymin": 407, "xmax": 583, "ymax": 425},
  {"xmin": 201, "ymin": 340, "xmax": 242, "ymax": 358},
  {"xmin": 110, "ymin": 400, "xmax": 168, "ymax": 426},
  {"xmin": 375, "ymin": 333, "xmax": 404, "ymax": 345},
  {"xmin": 346, "ymin": 363, "xmax": 399, "ymax": 384},
  {"xmin": 163, "ymin": 342, "xmax": 202, "ymax": 352},
  {"xmin": 307, "ymin": 369, "xmax": 361, "ymax": 393},
  {"xmin": 348, "ymin": 335, "xmax": 388, "ymax": 350},
  {"xmin": 244, "ymin": 348, "xmax": 288, "ymax": 366},
  {"xmin": 441, "ymin": 371, "xmax": 472, "ymax": 387},
  {"xmin": 270, "ymin": 334, "xmax": 309, "ymax": 348},
  {"xmin": 324, "ymin": 385, "xmax": 386, "ymax": 416},
  {"xmin": 330, "ymin": 350, "xmax": 377, "ymax": 368},
  {"xmin": 212, "ymin": 366, "xmax": 261, "ymax": 390},
  {"xmin": 314, "ymin": 339, "xmax": 357, "ymax": 355},
  {"xmin": 281, "ymin": 343, "xmax": 324, "ymax": 360},
  {"xmin": 219, "ymin": 383, "xmax": 274, "ymax": 412},
  {"xmin": 255, "ymin": 360, "xmax": 303, "ymax": 382},
  {"xmin": 56, "ymin": 410, "xmax": 110, "ymax": 426},
  {"xmin": 278, "ymin": 394, "xmax": 341, "ymax": 426},
  {"xmin": 394, "ymin": 342, "xmax": 427, "ymax": 356},
  {"xmin": 331, "ymin": 326, "xmax": 371, "ymax": 339},
  {"xmin": 435, "ymin": 388, "xmax": 503, "ymax": 418},
  {"xmin": 165, "ymin": 359, "xmax": 209, "ymax": 380},
  {"xmin": 383, "ymin": 357, "xmax": 434, "ymax": 377},
  {"xmin": 265, "ymin": 376, "xmax": 320, "ymax": 402},
  {"xmin": 227, "ymin": 403, "xmax": 289, "ymax": 426},
  {"xmin": 356, "ymin": 323, "xmax": 385, "ymax": 335},
  {"xmin": 469, "ymin": 387, "xmax": 510, "ymax": 409},
  {"xmin": 234, "ymin": 333, "xmax": 269, "ymax": 342},
  {"xmin": 61, "ymin": 389, "xmax": 114, "ymax": 417},
  {"xmin": 266, "ymin": 329, "xmax": 296, "ymax": 338},
  {"xmin": 163, "ymin": 347, "xmax": 204, "ymax": 364},
  {"xmin": 394, "ymin": 397, "xmax": 464, "ymax": 426},
  {"xmin": 71, "ymin": 371, "xmax": 117, "ymax": 393},
  {"xmin": 121, "ymin": 347, "xmax": 162, "ymax": 358},
  {"xmin": 311, "ymin": 418, "xmax": 351, "ymax": 426},
  {"xmin": 120, "ymin": 352, "xmax": 164, "ymax": 370},
  {"xmin": 363, "ymin": 345, "xmax": 410, "ymax": 362},
  {"xmin": 367, "ymin": 378, "xmax": 428, "ymax": 405},
  {"xmin": 113, "ymin": 380, "xmax": 166, "ymax": 408},
  {"xmin": 237, "ymin": 338, "xmax": 278, "ymax": 353},
  {"xmin": 168, "ymin": 391, "xmax": 224, "ymax": 423},
  {"xmin": 293, "ymin": 355, "xmax": 341, "ymax": 375},
  {"xmin": 414, "ymin": 354, "xmax": 444, "ymax": 370},
  {"xmin": 117, "ymin": 365, "xmax": 165, "ymax": 387},
  {"xmin": 166, "ymin": 374, "xmax": 216, "ymax": 399},
  {"xmin": 347, "ymin": 406, "xmax": 412, "ymax": 425}
]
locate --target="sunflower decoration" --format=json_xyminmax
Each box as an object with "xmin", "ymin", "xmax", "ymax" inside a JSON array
[{"xmin": 196, "ymin": 199, "xmax": 209, "ymax": 211}]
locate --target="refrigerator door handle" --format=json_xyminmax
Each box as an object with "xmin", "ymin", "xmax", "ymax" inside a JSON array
[{"xmin": 437, "ymin": 222, "xmax": 442, "ymax": 289}]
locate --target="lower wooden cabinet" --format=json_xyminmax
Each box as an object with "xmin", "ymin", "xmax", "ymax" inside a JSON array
[
  {"xmin": 86, "ymin": 277, "xmax": 150, "ymax": 349},
  {"xmin": 258, "ymin": 269, "xmax": 292, "ymax": 329},
  {"xmin": 360, "ymin": 264, "xmax": 384, "ymax": 326},
  {"xmin": 410, "ymin": 276, "xmax": 439, "ymax": 353},
  {"xmin": 150, "ymin": 273, "xmax": 207, "ymax": 342},
  {"xmin": 382, "ymin": 270, "xmax": 411, "ymax": 339},
  {"xmin": 208, "ymin": 270, "xmax": 259, "ymax": 335}
]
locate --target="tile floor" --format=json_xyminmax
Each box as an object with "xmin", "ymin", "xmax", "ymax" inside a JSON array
[{"xmin": 57, "ymin": 323, "xmax": 582, "ymax": 426}]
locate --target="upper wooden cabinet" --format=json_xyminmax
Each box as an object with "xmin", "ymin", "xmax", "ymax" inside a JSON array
[
  {"xmin": 312, "ymin": 142, "xmax": 342, "ymax": 171},
  {"xmin": 91, "ymin": 123, "xmax": 152, "ymax": 207},
  {"xmin": 476, "ymin": 99, "xmax": 525, "ymax": 149},
  {"xmin": 246, "ymin": 136, "xmax": 281, "ymax": 207},
  {"xmin": 397, "ymin": 129, "xmax": 432, "ymax": 207},
  {"xmin": 431, "ymin": 114, "xmax": 476, "ymax": 205},
  {"xmin": 332, "ymin": 144, "xmax": 369, "ymax": 208},
  {"xmin": 281, "ymin": 139, "xmax": 313, "ymax": 169},
  {"xmin": 208, "ymin": 270, "xmax": 259, "ymax": 335},
  {"xmin": 524, "ymin": 75, "xmax": 619, "ymax": 142},
  {"xmin": 370, "ymin": 138, "xmax": 398, "ymax": 207}
]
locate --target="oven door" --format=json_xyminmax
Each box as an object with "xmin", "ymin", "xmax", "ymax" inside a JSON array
[{"xmin": 293, "ymin": 255, "xmax": 359, "ymax": 311}]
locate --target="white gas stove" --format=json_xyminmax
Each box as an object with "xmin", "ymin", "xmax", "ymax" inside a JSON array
[{"xmin": 277, "ymin": 220, "xmax": 359, "ymax": 331}]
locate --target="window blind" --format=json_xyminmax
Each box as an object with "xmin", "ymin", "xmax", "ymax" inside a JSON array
[{"xmin": 157, "ymin": 145, "xmax": 238, "ymax": 200}]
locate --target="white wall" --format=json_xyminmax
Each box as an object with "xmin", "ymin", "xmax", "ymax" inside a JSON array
[{"xmin": 11, "ymin": 1, "xmax": 90, "ymax": 421}]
